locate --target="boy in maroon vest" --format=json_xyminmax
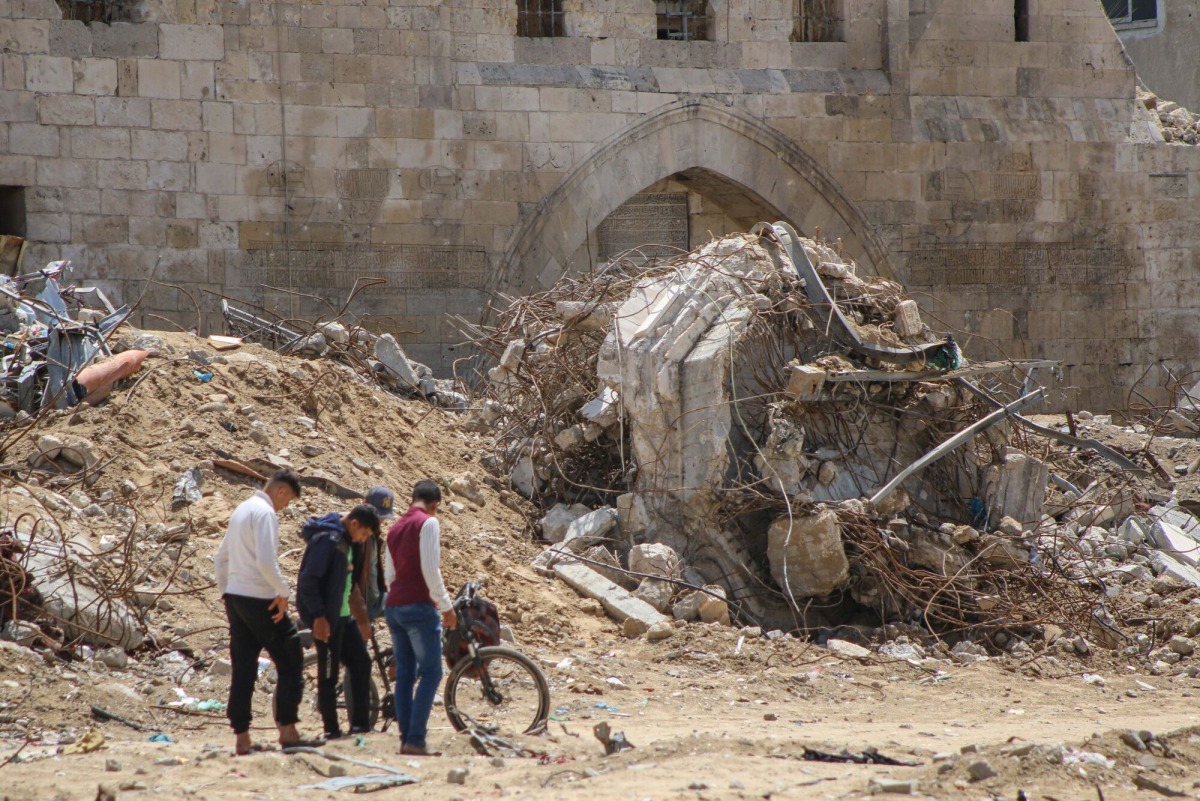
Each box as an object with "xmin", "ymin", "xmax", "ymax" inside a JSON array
[{"xmin": 384, "ymin": 480, "xmax": 457, "ymax": 756}]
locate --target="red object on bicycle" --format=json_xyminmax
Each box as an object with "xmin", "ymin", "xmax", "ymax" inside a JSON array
[{"xmin": 443, "ymin": 591, "xmax": 501, "ymax": 675}]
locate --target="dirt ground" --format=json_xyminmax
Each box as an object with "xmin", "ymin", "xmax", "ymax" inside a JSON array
[
  {"xmin": 3, "ymin": 330, "xmax": 1200, "ymax": 800},
  {"xmin": 3, "ymin": 637, "xmax": 1200, "ymax": 800}
]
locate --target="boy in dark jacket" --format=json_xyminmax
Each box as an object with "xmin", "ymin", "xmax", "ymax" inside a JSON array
[{"xmin": 296, "ymin": 504, "xmax": 380, "ymax": 738}]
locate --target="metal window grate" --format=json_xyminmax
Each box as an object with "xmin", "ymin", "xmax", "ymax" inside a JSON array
[
  {"xmin": 517, "ymin": 0, "xmax": 565, "ymax": 37},
  {"xmin": 1103, "ymin": 0, "xmax": 1157, "ymax": 24},
  {"xmin": 656, "ymin": 0, "xmax": 709, "ymax": 41},
  {"xmin": 792, "ymin": 0, "xmax": 840, "ymax": 42}
]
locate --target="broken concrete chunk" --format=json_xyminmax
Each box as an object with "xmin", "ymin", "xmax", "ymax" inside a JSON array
[
  {"xmin": 449, "ymin": 472, "xmax": 486, "ymax": 507},
  {"xmin": 672, "ymin": 590, "xmax": 703, "ymax": 621},
  {"xmin": 698, "ymin": 584, "xmax": 730, "ymax": 625},
  {"xmin": 556, "ymin": 300, "xmax": 613, "ymax": 332},
  {"xmin": 645, "ymin": 620, "xmax": 674, "ymax": 641},
  {"xmin": 1148, "ymin": 520, "xmax": 1200, "ymax": 567},
  {"xmin": 767, "ymin": 509, "xmax": 850, "ymax": 598},
  {"xmin": 977, "ymin": 534, "xmax": 1030, "ymax": 569},
  {"xmin": 628, "ymin": 543, "xmax": 682, "ymax": 578},
  {"xmin": 374, "ymin": 334, "xmax": 420, "ymax": 389},
  {"xmin": 563, "ymin": 507, "xmax": 618, "ymax": 552},
  {"xmin": 580, "ymin": 388, "xmax": 620, "ymax": 429},
  {"xmin": 317, "ymin": 321, "xmax": 349, "ymax": 345},
  {"xmin": 553, "ymin": 425, "xmax": 587, "ymax": 452},
  {"xmin": 581, "ymin": 545, "xmax": 633, "ymax": 588},
  {"xmin": 553, "ymin": 561, "xmax": 669, "ymax": 633},
  {"xmin": 540, "ymin": 503, "xmax": 591, "ymax": 544},
  {"xmin": 825, "ymin": 638, "xmax": 871, "ymax": 659},
  {"xmin": 633, "ymin": 578, "xmax": 675, "ymax": 613},
  {"xmin": 982, "ymin": 452, "xmax": 1048, "ymax": 531},
  {"xmin": 892, "ymin": 299, "xmax": 923, "ymax": 338},
  {"xmin": 499, "ymin": 339, "xmax": 525, "ymax": 371},
  {"xmin": 784, "ymin": 364, "xmax": 826, "ymax": 401},
  {"xmin": 292, "ymin": 332, "xmax": 327, "ymax": 356},
  {"xmin": 25, "ymin": 547, "xmax": 145, "ymax": 650},
  {"xmin": 510, "ymin": 449, "xmax": 544, "ymax": 499},
  {"xmin": 32, "ymin": 433, "xmax": 101, "ymax": 471}
]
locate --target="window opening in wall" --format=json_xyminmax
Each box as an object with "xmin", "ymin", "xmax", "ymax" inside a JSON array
[
  {"xmin": 54, "ymin": 0, "xmax": 143, "ymax": 23},
  {"xmin": 656, "ymin": 0, "xmax": 709, "ymax": 41},
  {"xmin": 517, "ymin": 0, "xmax": 565, "ymax": 37},
  {"xmin": 792, "ymin": 0, "xmax": 841, "ymax": 43},
  {"xmin": 1103, "ymin": 0, "xmax": 1157, "ymax": 27},
  {"xmin": 1015, "ymin": 0, "xmax": 1030, "ymax": 41},
  {"xmin": 0, "ymin": 187, "xmax": 27, "ymax": 239}
]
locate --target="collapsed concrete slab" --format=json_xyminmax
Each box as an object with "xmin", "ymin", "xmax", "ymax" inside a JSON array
[
  {"xmin": 552, "ymin": 561, "xmax": 670, "ymax": 634},
  {"xmin": 981, "ymin": 450, "xmax": 1049, "ymax": 531},
  {"xmin": 25, "ymin": 545, "xmax": 145, "ymax": 650}
]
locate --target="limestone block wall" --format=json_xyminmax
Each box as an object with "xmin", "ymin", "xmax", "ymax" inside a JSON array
[{"xmin": 0, "ymin": 0, "xmax": 1197, "ymax": 410}]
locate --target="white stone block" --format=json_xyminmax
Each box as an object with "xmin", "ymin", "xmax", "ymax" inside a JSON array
[
  {"xmin": 893, "ymin": 299, "xmax": 923, "ymax": 338},
  {"xmin": 159, "ymin": 24, "xmax": 225, "ymax": 61}
]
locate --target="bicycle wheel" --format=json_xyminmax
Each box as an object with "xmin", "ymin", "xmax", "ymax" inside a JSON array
[
  {"xmin": 443, "ymin": 646, "xmax": 550, "ymax": 736},
  {"xmin": 341, "ymin": 671, "xmax": 381, "ymax": 731}
]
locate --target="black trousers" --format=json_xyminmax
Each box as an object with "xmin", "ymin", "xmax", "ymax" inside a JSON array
[
  {"xmin": 315, "ymin": 616, "xmax": 372, "ymax": 735},
  {"xmin": 224, "ymin": 594, "xmax": 304, "ymax": 735}
]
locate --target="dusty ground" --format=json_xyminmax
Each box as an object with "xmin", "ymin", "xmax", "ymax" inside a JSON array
[
  {"xmin": 2, "ymin": 633, "xmax": 1200, "ymax": 800},
  {"xmin": 3, "ymin": 330, "xmax": 1200, "ymax": 799}
]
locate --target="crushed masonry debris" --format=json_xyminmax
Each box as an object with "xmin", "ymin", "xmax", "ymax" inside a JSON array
[{"xmin": 458, "ymin": 224, "xmax": 1200, "ymax": 649}]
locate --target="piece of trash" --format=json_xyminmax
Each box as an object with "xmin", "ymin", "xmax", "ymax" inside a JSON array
[
  {"xmin": 300, "ymin": 775, "xmax": 419, "ymax": 792},
  {"xmin": 286, "ymin": 746, "xmax": 419, "ymax": 791},
  {"xmin": 801, "ymin": 747, "xmax": 919, "ymax": 766},
  {"xmin": 62, "ymin": 728, "xmax": 105, "ymax": 755},
  {"xmin": 194, "ymin": 699, "xmax": 226, "ymax": 712},
  {"xmin": 593, "ymin": 721, "xmax": 633, "ymax": 755},
  {"xmin": 1132, "ymin": 775, "xmax": 1187, "ymax": 798},
  {"xmin": 147, "ymin": 733, "xmax": 174, "ymax": 743},
  {"xmin": 1082, "ymin": 674, "xmax": 1105, "ymax": 686},
  {"xmin": 171, "ymin": 467, "xmax": 203, "ymax": 510},
  {"xmin": 605, "ymin": 677, "xmax": 627, "ymax": 688},
  {"xmin": 194, "ymin": 369, "xmax": 214, "ymax": 383},
  {"xmin": 355, "ymin": 735, "xmax": 366, "ymax": 748},
  {"xmin": 208, "ymin": 335, "xmax": 243, "ymax": 351},
  {"xmin": 1061, "ymin": 749, "xmax": 1114, "ymax": 769}
]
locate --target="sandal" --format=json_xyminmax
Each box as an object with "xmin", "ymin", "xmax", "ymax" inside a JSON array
[
  {"xmin": 280, "ymin": 737, "xmax": 327, "ymax": 751},
  {"xmin": 235, "ymin": 743, "xmax": 273, "ymax": 756}
]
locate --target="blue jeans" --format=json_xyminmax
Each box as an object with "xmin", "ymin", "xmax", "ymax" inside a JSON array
[{"xmin": 385, "ymin": 603, "xmax": 442, "ymax": 748}]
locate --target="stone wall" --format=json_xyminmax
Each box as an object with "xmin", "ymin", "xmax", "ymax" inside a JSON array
[{"xmin": 0, "ymin": 0, "xmax": 1197, "ymax": 410}]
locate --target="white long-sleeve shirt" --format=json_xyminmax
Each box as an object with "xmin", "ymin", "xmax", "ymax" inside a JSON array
[
  {"xmin": 214, "ymin": 490, "xmax": 290, "ymax": 600},
  {"xmin": 384, "ymin": 516, "xmax": 453, "ymax": 612}
]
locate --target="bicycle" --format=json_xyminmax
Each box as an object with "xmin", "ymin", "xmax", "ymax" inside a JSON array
[{"xmin": 338, "ymin": 583, "xmax": 551, "ymax": 738}]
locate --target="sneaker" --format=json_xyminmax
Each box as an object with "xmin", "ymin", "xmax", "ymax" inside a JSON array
[{"xmin": 400, "ymin": 743, "xmax": 441, "ymax": 757}]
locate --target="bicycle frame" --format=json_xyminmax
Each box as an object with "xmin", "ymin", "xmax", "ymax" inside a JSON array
[{"xmin": 453, "ymin": 583, "xmax": 507, "ymax": 708}]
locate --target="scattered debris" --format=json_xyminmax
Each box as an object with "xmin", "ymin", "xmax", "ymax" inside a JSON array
[
  {"xmin": 593, "ymin": 722, "xmax": 633, "ymax": 755},
  {"xmin": 801, "ymin": 747, "xmax": 919, "ymax": 767},
  {"xmin": 1, "ymin": 261, "xmax": 132, "ymax": 416}
]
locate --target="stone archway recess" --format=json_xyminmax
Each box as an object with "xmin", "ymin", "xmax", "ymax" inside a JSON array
[{"xmin": 495, "ymin": 98, "xmax": 896, "ymax": 299}]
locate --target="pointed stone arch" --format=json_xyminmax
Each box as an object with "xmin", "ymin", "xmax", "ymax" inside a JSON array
[{"xmin": 496, "ymin": 98, "xmax": 894, "ymax": 297}]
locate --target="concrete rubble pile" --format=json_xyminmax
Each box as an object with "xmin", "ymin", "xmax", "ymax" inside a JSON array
[
  {"xmin": 1139, "ymin": 86, "xmax": 1200, "ymax": 145},
  {"xmin": 471, "ymin": 226, "xmax": 1200, "ymax": 664},
  {"xmin": 220, "ymin": 297, "xmax": 467, "ymax": 410},
  {"xmin": 1, "ymin": 261, "xmax": 138, "ymax": 420}
]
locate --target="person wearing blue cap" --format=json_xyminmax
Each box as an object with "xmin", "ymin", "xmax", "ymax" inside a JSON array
[{"xmin": 362, "ymin": 487, "xmax": 395, "ymax": 619}]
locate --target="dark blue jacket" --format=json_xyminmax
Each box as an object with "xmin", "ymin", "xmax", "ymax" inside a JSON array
[{"xmin": 296, "ymin": 513, "xmax": 351, "ymax": 627}]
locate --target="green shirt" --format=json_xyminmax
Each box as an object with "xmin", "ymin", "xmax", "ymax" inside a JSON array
[{"xmin": 341, "ymin": 548, "xmax": 353, "ymax": 618}]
